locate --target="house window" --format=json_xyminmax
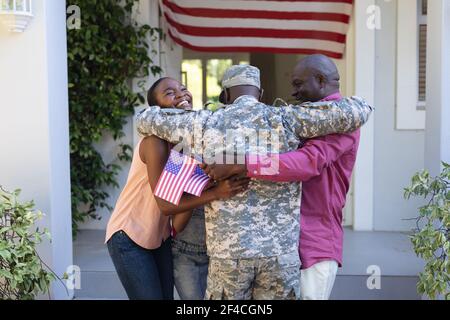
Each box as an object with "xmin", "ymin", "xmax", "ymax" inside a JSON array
[
  {"xmin": 181, "ymin": 60, "xmax": 203, "ymax": 109},
  {"xmin": 182, "ymin": 50, "xmax": 250, "ymax": 109},
  {"xmin": 396, "ymin": 0, "xmax": 426, "ymax": 130},
  {"xmin": 206, "ymin": 59, "xmax": 234, "ymax": 105},
  {"xmin": 417, "ymin": 0, "xmax": 427, "ymax": 109}
]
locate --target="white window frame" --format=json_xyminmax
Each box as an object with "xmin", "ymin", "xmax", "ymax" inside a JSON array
[{"xmin": 396, "ymin": 0, "xmax": 426, "ymax": 130}]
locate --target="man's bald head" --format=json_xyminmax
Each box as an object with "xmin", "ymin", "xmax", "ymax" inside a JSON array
[
  {"xmin": 295, "ymin": 54, "xmax": 340, "ymax": 82},
  {"xmin": 291, "ymin": 54, "xmax": 340, "ymax": 103}
]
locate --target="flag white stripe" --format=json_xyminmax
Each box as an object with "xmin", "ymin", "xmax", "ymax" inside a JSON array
[
  {"xmin": 167, "ymin": 158, "xmax": 188, "ymax": 203},
  {"xmin": 155, "ymin": 170, "xmax": 170, "ymax": 199},
  {"xmin": 172, "ymin": 157, "xmax": 197, "ymax": 203},
  {"xmin": 193, "ymin": 176, "xmax": 210, "ymax": 195},
  {"xmin": 185, "ymin": 174, "xmax": 209, "ymax": 195},
  {"xmin": 167, "ymin": 170, "xmax": 184, "ymax": 203},
  {"xmin": 155, "ymin": 153, "xmax": 194, "ymax": 203},
  {"xmin": 169, "ymin": 27, "xmax": 345, "ymax": 51},
  {"xmin": 163, "ymin": 7, "xmax": 349, "ymax": 34},
  {"xmin": 161, "ymin": 170, "xmax": 175, "ymax": 200},
  {"xmin": 170, "ymin": 156, "xmax": 196, "ymax": 203},
  {"xmin": 184, "ymin": 174, "xmax": 199, "ymax": 194},
  {"xmin": 160, "ymin": 172, "xmax": 175, "ymax": 201},
  {"xmin": 162, "ymin": 170, "xmax": 177, "ymax": 201},
  {"xmin": 170, "ymin": 0, "xmax": 352, "ymax": 14},
  {"xmin": 155, "ymin": 171, "xmax": 169, "ymax": 200}
]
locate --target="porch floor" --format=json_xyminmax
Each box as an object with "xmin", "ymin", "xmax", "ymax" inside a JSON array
[{"xmin": 73, "ymin": 228, "xmax": 424, "ymax": 300}]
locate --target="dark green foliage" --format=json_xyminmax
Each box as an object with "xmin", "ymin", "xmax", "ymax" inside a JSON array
[{"xmin": 67, "ymin": 0, "xmax": 161, "ymax": 235}]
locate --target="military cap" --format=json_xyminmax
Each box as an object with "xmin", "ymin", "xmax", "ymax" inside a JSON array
[{"xmin": 221, "ymin": 65, "xmax": 261, "ymax": 90}]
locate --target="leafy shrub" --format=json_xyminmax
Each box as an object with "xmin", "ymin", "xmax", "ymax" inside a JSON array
[
  {"xmin": 405, "ymin": 162, "xmax": 450, "ymax": 300},
  {"xmin": 0, "ymin": 187, "xmax": 55, "ymax": 300}
]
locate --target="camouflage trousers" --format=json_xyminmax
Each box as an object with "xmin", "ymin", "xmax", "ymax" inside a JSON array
[{"xmin": 205, "ymin": 251, "xmax": 300, "ymax": 300}]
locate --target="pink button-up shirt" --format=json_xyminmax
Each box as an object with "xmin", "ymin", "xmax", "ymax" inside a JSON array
[{"xmin": 246, "ymin": 93, "xmax": 360, "ymax": 269}]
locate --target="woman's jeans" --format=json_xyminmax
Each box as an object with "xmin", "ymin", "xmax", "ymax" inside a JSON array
[
  {"xmin": 172, "ymin": 239, "xmax": 209, "ymax": 300},
  {"xmin": 107, "ymin": 230, "xmax": 174, "ymax": 300}
]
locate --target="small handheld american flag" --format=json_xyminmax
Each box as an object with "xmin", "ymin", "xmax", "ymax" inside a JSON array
[
  {"xmin": 184, "ymin": 164, "xmax": 211, "ymax": 197},
  {"xmin": 154, "ymin": 150, "xmax": 210, "ymax": 205}
]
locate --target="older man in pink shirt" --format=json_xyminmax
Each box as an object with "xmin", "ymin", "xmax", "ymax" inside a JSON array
[{"xmin": 202, "ymin": 54, "xmax": 361, "ymax": 300}]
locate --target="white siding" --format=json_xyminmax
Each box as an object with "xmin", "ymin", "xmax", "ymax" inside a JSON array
[
  {"xmin": 373, "ymin": 0, "xmax": 426, "ymax": 231},
  {"xmin": 0, "ymin": 0, "xmax": 73, "ymax": 299}
]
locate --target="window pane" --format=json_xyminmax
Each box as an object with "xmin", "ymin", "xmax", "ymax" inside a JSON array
[
  {"xmin": 418, "ymin": 24, "xmax": 427, "ymax": 102},
  {"xmin": 422, "ymin": 0, "xmax": 427, "ymax": 15},
  {"xmin": 16, "ymin": 0, "xmax": 25, "ymax": 11},
  {"xmin": 4, "ymin": 0, "xmax": 14, "ymax": 10},
  {"xmin": 206, "ymin": 59, "xmax": 233, "ymax": 104},
  {"xmin": 182, "ymin": 60, "xmax": 203, "ymax": 109}
]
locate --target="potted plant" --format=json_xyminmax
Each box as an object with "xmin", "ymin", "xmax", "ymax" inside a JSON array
[
  {"xmin": 404, "ymin": 162, "xmax": 450, "ymax": 300},
  {"xmin": 0, "ymin": 187, "xmax": 55, "ymax": 299}
]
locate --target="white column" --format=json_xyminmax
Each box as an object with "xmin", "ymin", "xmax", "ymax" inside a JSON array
[
  {"xmin": 0, "ymin": 0, "xmax": 73, "ymax": 299},
  {"xmin": 133, "ymin": 0, "xmax": 161, "ymax": 146},
  {"xmin": 352, "ymin": 0, "xmax": 375, "ymax": 231},
  {"xmin": 425, "ymin": 0, "xmax": 450, "ymax": 176}
]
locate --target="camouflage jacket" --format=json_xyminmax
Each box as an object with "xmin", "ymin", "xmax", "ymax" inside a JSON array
[{"xmin": 137, "ymin": 95, "xmax": 373, "ymax": 259}]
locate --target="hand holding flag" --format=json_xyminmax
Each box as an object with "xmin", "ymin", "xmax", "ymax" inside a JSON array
[{"xmin": 154, "ymin": 150, "xmax": 210, "ymax": 205}]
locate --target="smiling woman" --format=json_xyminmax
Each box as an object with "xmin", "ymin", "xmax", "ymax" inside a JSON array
[{"xmin": 147, "ymin": 77, "xmax": 194, "ymax": 110}]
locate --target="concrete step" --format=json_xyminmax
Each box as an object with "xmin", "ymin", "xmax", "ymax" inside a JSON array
[
  {"xmin": 74, "ymin": 271, "xmax": 127, "ymax": 300},
  {"xmin": 73, "ymin": 229, "xmax": 424, "ymax": 300},
  {"xmin": 73, "ymin": 230, "xmax": 126, "ymax": 300},
  {"xmin": 74, "ymin": 272, "xmax": 420, "ymax": 300},
  {"xmin": 331, "ymin": 275, "xmax": 420, "ymax": 300}
]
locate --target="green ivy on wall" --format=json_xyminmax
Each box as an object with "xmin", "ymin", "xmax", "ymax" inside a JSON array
[{"xmin": 67, "ymin": 0, "xmax": 161, "ymax": 235}]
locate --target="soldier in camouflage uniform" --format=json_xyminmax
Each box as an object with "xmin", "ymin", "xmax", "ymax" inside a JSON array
[{"xmin": 136, "ymin": 65, "xmax": 373, "ymax": 300}]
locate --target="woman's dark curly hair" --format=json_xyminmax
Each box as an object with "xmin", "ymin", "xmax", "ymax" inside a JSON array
[{"xmin": 147, "ymin": 77, "xmax": 170, "ymax": 106}]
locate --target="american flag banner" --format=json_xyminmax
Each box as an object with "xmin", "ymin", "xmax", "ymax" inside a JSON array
[
  {"xmin": 154, "ymin": 150, "xmax": 210, "ymax": 205},
  {"xmin": 184, "ymin": 165, "xmax": 210, "ymax": 197},
  {"xmin": 160, "ymin": 0, "xmax": 353, "ymax": 59}
]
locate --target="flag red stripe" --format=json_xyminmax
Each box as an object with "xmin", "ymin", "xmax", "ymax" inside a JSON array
[
  {"xmin": 170, "ymin": 155, "xmax": 194, "ymax": 202},
  {"xmin": 196, "ymin": 176, "xmax": 209, "ymax": 194},
  {"xmin": 171, "ymin": 157, "xmax": 196, "ymax": 204},
  {"xmin": 163, "ymin": 0, "xmax": 351, "ymax": 23},
  {"xmin": 185, "ymin": 178, "xmax": 197, "ymax": 195},
  {"xmin": 268, "ymin": 0, "xmax": 352, "ymax": 2},
  {"xmin": 153, "ymin": 171, "xmax": 165, "ymax": 196},
  {"xmin": 169, "ymin": 156, "xmax": 194, "ymax": 203},
  {"xmin": 155, "ymin": 151, "xmax": 197, "ymax": 204},
  {"xmin": 154, "ymin": 170, "xmax": 170, "ymax": 199},
  {"xmin": 167, "ymin": 170, "xmax": 184, "ymax": 203},
  {"xmin": 158, "ymin": 171, "xmax": 175, "ymax": 201},
  {"xmin": 162, "ymin": 171, "xmax": 176, "ymax": 200},
  {"xmin": 162, "ymin": 0, "xmax": 352, "ymax": 58},
  {"xmin": 168, "ymin": 30, "xmax": 343, "ymax": 58},
  {"xmin": 184, "ymin": 174, "xmax": 200, "ymax": 194},
  {"xmin": 162, "ymin": 170, "xmax": 177, "ymax": 201},
  {"xmin": 194, "ymin": 176, "xmax": 210, "ymax": 195},
  {"xmin": 165, "ymin": 13, "xmax": 347, "ymax": 42},
  {"xmin": 185, "ymin": 174, "xmax": 209, "ymax": 196}
]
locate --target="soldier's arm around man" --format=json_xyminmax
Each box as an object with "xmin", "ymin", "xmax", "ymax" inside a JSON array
[
  {"xmin": 278, "ymin": 96, "xmax": 373, "ymax": 139},
  {"xmin": 136, "ymin": 96, "xmax": 372, "ymax": 150}
]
